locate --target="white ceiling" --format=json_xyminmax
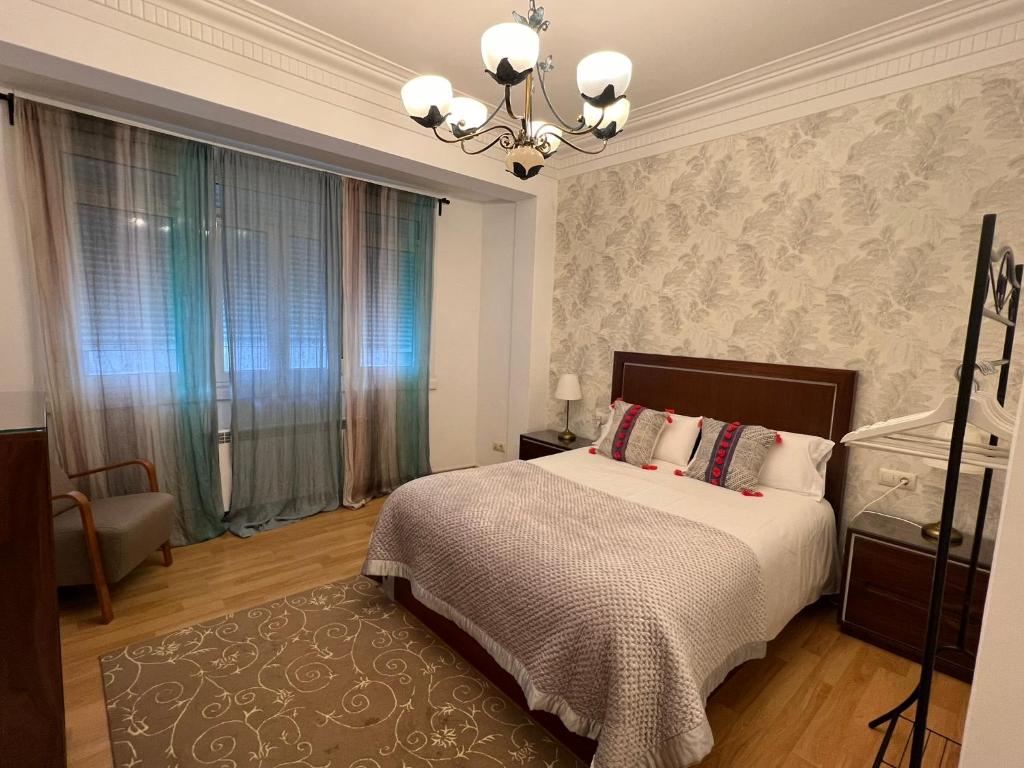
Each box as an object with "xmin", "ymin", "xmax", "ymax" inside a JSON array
[{"xmin": 256, "ymin": 0, "xmax": 947, "ymax": 117}]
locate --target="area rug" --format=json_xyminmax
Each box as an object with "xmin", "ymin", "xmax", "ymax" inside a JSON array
[{"xmin": 100, "ymin": 576, "xmax": 583, "ymax": 768}]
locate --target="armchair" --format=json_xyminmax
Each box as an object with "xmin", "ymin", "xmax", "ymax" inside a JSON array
[{"xmin": 51, "ymin": 457, "xmax": 174, "ymax": 623}]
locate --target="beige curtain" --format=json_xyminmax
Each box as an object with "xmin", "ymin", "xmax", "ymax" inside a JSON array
[
  {"xmin": 15, "ymin": 101, "xmax": 225, "ymax": 544},
  {"xmin": 342, "ymin": 178, "xmax": 434, "ymax": 507}
]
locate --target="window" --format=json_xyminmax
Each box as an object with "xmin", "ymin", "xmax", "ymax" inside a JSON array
[
  {"xmin": 361, "ymin": 214, "xmax": 422, "ymax": 369},
  {"xmin": 73, "ymin": 154, "xmax": 178, "ymax": 377},
  {"xmin": 288, "ymin": 235, "xmax": 329, "ymax": 369},
  {"xmin": 222, "ymin": 226, "xmax": 269, "ymax": 372}
]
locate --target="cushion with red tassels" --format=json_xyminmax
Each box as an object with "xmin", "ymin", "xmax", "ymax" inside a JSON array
[
  {"xmin": 594, "ymin": 399, "xmax": 668, "ymax": 468},
  {"xmin": 685, "ymin": 417, "xmax": 779, "ymax": 493}
]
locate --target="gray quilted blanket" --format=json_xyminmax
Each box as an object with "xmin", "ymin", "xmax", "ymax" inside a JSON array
[{"xmin": 363, "ymin": 460, "xmax": 767, "ymax": 767}]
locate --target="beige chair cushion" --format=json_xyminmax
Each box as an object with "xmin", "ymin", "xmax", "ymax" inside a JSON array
[{"xmin": 52, "ymin": 492, "xmax": 174, "ymax": 586}]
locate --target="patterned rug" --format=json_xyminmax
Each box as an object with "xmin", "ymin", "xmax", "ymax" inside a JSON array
[{"xmin": 100, "ymin": 576, "xmax": 583, "ymax": 768}]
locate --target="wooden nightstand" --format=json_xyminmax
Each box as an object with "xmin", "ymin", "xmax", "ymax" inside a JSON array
[
  {"xmin": 519, "ymin": 430, "xmax": 591, "ymax": 461},
  {"xmin": 839, "ymin": 511, "xmax": 993, "ymax": 682}
]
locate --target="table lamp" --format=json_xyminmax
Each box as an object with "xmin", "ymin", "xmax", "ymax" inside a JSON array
[{"xmin": 555, "ymin": 373, "xmax": 582, "ymax": 443}]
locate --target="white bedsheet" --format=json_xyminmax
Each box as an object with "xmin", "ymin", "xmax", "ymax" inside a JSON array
[{"xmin": 531, "ymin": 448, "xmax": 837, "ymax": 638}]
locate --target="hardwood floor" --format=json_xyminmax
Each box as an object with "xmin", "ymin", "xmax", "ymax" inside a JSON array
[{"xmin": 59, "ymin": 501, "xmax": 971, "ymax": 767}]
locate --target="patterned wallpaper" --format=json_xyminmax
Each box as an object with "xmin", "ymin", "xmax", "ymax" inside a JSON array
[{"xmin": 550, "ymin": 60, "xmax": 1024, "ymax": 532}]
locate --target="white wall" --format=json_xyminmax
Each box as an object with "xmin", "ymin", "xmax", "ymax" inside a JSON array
[
  {"xmin": 0, "ymin": 107, "xmax": 41, "ymax": 392},
  {"xmin": 476, "ymin": 203, "xmax": 517, "ymax": 465},
  {"xmin": 960, "ymin": 382, "xmax": 1024, "ymax": 765},
  {"xmin": 429, "ymin": 198, "xmax": 483, "ymax": 472}
]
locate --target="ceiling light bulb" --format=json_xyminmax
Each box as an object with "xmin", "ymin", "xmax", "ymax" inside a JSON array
[
  {"xmin": 531, "ymin": 121, "xmax": 562, "ymax": 156},
  {"xmin": 584, "ymin": 98, "xmax": 630, "ymax": 139},
  {"xmin": 401, "ymin": 75, "xmax": 453, "ymax": 128},
  {"xmin": 577, "ymin": 51, "xmax": 632, "ymax": 107},
  {"xmin": 481, "ymin": 23, "xmax": 540, "ymax": 86},
  {"xmin": 448, "ymin": 97, "xmax": 489, "ymax": 137}
]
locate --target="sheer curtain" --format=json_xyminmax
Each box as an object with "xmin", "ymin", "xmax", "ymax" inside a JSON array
[
  {"xmin": 16, "ymin": 101, "xmax": 225, "ymax": 545},
  {"xmin": 342, "ymin": 178, "xmax": 433, "ymax": 507},
  {"xmin": 217, "ymin": 150, "xmax": 345, "ymax": 536}
]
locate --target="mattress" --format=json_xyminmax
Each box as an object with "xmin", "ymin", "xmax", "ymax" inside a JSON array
[{"xmin": 530, "ymin": 447, "xmax": 837, "ymax": 638}]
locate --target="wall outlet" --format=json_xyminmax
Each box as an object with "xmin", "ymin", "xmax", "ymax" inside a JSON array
[
  {"xmin": 879, "ymin": 468, "xmax": 918, "ymax": 491},
  {"xmin": 492, "ymin": 441, "xmax": 506, "ymax": 453}
]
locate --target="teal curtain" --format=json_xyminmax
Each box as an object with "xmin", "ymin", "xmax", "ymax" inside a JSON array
[
  {"xmin": 16, "ymin": 101, "xmax": 225, "ymax": 545},
  {"xmin": 342, "ymin": 179, "xmax": 433, "ymax": 507},
  {"xmin": 217, "ymin": 149, "xmax": 345, "ymax": 536},
  {"xmin": 169, "ymin": 142, "xmax": 226, "ymax": 543}
]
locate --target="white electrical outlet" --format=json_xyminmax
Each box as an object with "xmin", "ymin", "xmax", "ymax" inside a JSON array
[
  {"xmin": 879, "ymin": 468, "xmax": 918, "ymax": 491},
  {"xmin": 492, "ymin": 441, "xmax": 506, "ymax": 453}
]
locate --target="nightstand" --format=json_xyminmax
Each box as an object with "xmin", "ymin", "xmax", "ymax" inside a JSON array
[
  {"xmin": 519, "ymin": 430, "xmax": 591, "ymax": 461},
  {"xmin": 839, "ymin": 510, "xmax": 993, "ymax": 682}
]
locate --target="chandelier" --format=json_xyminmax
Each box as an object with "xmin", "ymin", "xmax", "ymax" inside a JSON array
[{"xmin": 399, "ymin": 1, "xmax": 633, "ymax": 180}]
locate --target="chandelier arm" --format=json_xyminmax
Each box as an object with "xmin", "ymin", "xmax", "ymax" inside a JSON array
[
  {"xmin": 460, "ymin": 132, "xmax": 517, "ymax": 156},
  {"xmin": 430, "ymin": 123, "xmax": 515, "ymax": 145},
  {"xmin": 533, "ymin": 117, "xmax": 602, "ymax": 139},
  {"xmin": 503, "ymin": 85, "xmax": 523, "ymax": 121},
  {"xmin": 553, "ymin": 134, "xmax": 609, "ymax": 155},
  {"xmin": 536, "ymin": 67, "xmax": 589, "ymax": 132}
]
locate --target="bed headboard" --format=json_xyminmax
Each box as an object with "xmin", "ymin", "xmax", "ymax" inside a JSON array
[{"xmin": 610, "ymin": 352, "xmax": 858, "ymax": 519}]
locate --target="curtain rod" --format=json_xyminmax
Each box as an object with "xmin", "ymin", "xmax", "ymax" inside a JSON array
[{"xmin": 7, "ymin": 90, "xmax": 455, "ymax": 214}]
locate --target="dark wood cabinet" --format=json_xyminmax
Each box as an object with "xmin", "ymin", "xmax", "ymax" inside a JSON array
[
  {"xmin": 518, "ymin": 429, "xmax": 591, "ymax": 461},
  {"xmin": 840, "ymin": 511, "xmax": 992, "ymax": 682},
  {"xmin": 0, "ymin": 392, "xmax": 66, "ymax": 767}
]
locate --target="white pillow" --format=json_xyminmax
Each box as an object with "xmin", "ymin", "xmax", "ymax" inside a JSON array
[
  {"xmin": 758, "ymin": 430, "xmax": 834, "ymax": 499},
  {"xmin": 653, "ymin": 414, "xmax": 703, "ymax": 466}
]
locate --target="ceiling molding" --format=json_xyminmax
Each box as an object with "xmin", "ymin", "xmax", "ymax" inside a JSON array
[
  {"xmin": 29, "ymin": 0, "xmax": 1024, "ymax": 183},
  {"xmin": 31, "ymin": 0, "xmax": 510, "ymax": 163},
  {"xmin": 549, "ymin": 0, "xmax": 1024, "ymax": 176}
]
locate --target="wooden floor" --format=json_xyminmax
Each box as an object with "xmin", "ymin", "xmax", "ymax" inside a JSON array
[{"xmin": 59, "ymin": 501, "xmax": 971, "ymax": 768}]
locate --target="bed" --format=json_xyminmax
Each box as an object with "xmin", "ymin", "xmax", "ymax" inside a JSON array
[{"xmin": 364, "ymin": 353, "xmax": 857, "ymax": 766}]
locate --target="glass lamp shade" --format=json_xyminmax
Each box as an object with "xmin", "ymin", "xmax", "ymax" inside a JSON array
[
  {"xmin": 577, "ymin": 51, "xmax": 632, "ymax": 107},
  {"xmin": 401, "ymin": 75, "xmax": 453, "ymax": 128},
  {"xmin": 481, "ymin": 23, "xmax": 539, "ymax": 86},
  {"xmin": 584, "ymin": 97, "xmax": 630, "ymax": 139},
  {"xmin": 531, "ymin": 121, "xmax": 562, "ymax": 156},
  {"xmin": 448, "ymin": 97, "xmax": 489, "ymax": 137}
]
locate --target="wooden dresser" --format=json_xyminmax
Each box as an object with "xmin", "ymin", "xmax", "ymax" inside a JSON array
[
  {"xmin": 0, "ymin": 391, "xmax": 66, "ymax": 766},
  {"xmin": 840, "ymin": 510, "xmax": 992, "ymax": 682}
]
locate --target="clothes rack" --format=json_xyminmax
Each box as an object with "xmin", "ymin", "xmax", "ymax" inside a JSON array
[{"xmin": 844, "ymin": 214, "xmax": 1020, "ymax": 767}]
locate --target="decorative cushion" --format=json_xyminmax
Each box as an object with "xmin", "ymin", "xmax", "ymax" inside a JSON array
[
  {"xmin": 595, "ymin": 400, "xmax": 668, "ymax": 467},
  {"xmin": 686, "ymin": 417, "xmax": 779, "ymax": 493},
  {"xmin": 653, "ymin": 414, "xmax": 703, "ymax": 466},
  {"xmin": 758, "ymin": 430, "xmax": 834, "ymax": 499}
]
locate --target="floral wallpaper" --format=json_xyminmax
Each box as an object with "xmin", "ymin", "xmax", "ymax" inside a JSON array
[{"xmin": 550, "ymin": 60, "xmax": 1024, "ymax": 532}]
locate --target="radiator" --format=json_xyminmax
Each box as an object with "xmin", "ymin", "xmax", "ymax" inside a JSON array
[{"xmin": 218, "ymin": 431, "xmax": 231, "ymax": 512}]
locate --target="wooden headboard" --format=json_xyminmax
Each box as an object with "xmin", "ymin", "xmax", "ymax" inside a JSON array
[{"xmin": 611, "ymin": 352, "xmax": 858, "ymax": 519}]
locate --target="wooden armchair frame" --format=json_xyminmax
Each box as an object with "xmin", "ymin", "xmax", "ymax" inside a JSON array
[{"xmin": 51, "ymin": 459, "xmax": 171, "ymax": 624}]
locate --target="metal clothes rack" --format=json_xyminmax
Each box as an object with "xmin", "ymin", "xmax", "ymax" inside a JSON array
[{"xmin": 868, "ymin": 213, "xmax": 1022, "ymax": 767}]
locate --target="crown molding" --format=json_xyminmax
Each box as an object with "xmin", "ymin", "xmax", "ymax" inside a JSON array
[
  {"xmin": 30, "ymin": 0, "xmax": 510, "ymax": 165},
  {"xmin": 27, "ymin": 0, "xmax": 1024, "ymax": 183},
  {"xmin": 549, "ymin": 0, "xmax": 1024, "ymax": 177}
]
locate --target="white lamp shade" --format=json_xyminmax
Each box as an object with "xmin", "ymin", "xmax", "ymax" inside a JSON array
[
  {"xmin": 577, "ymin": 51, "xmax": 632, "ymax": 105},
  {"xmin": 584, "ymin": 98, "xmax": 630, "ymax": 137},
  {"xmin": 481, "ymin": 23, "xmax": 540, "ymax": 76},
  {"xmin": 448, "ymin": 97, "xmax": 488, "ymax": 135},
  {"xmin": 555, "ymin": 373, "xmax": 582, "ymax": 401},
  {"xmin": 531, "ymin": 121, "xmax": 562, "ymax": 155},
  {"xmin": 401, "ymin": 75, "xmax": 453, "ymax": 120},
  {"xmin": 922, "ymin": 422, "xmax": 988, "ymax": 475}
]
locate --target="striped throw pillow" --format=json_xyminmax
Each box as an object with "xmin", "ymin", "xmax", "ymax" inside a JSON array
[
  {"xmin": 595, "ymin": 400, "xmax": 668, "ymax": 467},
  {"xmin": 686, "ymin": 417, "xmax": 779, "ymax": 493}
]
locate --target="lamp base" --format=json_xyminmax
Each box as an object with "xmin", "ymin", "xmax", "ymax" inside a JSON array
[
  {"xmin": 557, "ymin": 429, "xmax": 576, "ymax": 443},
  {"xmin": 920, "ymin": 521, "xmax": 964, "ymax": 545}
]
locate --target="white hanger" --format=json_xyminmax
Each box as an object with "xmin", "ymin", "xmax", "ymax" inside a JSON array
[{"xmin": 841, "ymin": 391, "xmax": 1017, "ymax": 471}]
